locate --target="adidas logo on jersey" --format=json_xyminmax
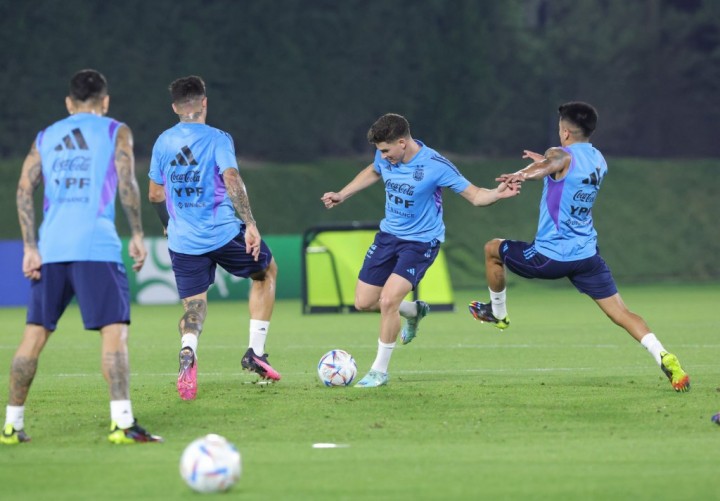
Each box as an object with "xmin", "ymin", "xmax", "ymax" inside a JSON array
[
  {"xmin": 170, "ymin": 146, "xmax": 198, "ymax": 166},
  {"xmin": 54, "ymin": 128, "xmax": 89, "ymax": 151},
  {"xmin": 581, "ymin": 167, "xmax": 604, "ymax": 187},
  {"xmin": 406, "ymin": 267, "xmax": 416, "ymax": 276}
]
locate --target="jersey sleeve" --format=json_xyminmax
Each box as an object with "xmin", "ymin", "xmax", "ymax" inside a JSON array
[
  {"xmin": 215, "ymin": 131, "xmax": 239, "ymax": 174},
  {"xmin": 435, "ymin": 160, "xmax": 471, "ymax": 193},
  {"xmin": 148, "ymin": 138, "xmax": 165, "ymax": 185},
  {"xmin": 372, "ymin": 149, "xmax": 385, "ymax": 174}
]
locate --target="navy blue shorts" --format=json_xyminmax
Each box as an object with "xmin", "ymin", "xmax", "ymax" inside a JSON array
[
  {"xmin": 26, "ymin": 261, "xmax": 131, "ymax": 331},
  {"xmin": 358, "ymin": 231, "xmax": 440, "ymax": 290},
  {"xmin": 169, "ymin": 231, "xmax": 273, "ymax": 299},
  {"xmin": 499, "ymin": 240, "xmax": 618, "ymax": 300}
]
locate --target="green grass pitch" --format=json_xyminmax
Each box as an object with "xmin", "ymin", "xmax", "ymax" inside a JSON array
[{"xmin": 0, "ymin": 281, "xmax": 719, "ymax": 500}]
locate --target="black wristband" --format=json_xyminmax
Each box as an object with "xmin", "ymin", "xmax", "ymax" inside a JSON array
[{"xmin": 151, "ymin": 201, "xmax": 170, "ymax": 228}]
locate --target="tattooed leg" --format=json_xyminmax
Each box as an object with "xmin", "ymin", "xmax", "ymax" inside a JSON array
[
  {"xmin": 8, "ymin": 325, "xmax": 50, "ymax": 406},
  {"xmin": 179, "ymin": 295, "xmax": 208, "ymax": 338},
  {"xmin": 100, "ymin": 324, "xmax": 130, "ymax": 400}
]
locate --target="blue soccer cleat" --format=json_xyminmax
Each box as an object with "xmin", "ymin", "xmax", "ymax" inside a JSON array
[
  {"xmin": 355, "ymin": 369, "xmax": 389, "ymax": 388},
  {"xmin": 401, "ymin": 300, "xmax": 430, "ymax": 345}
]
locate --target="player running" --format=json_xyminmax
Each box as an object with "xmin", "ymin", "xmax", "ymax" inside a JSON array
[
  {"xmin": 468, "ymin": 101, "xmax": 690, "ymax": 392},
  {"xmin": 149, "ymin": 75, "xmax": 280, "ymax": 401},
  {"xmin": 1, "ymin": 69, "xmax": 162, "ymax": 444}
]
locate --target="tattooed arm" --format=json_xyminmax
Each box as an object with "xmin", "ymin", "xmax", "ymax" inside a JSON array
[
  {"xmin": 16, "ymin": 141, "xmax": 43, "ymax": 280},
  {"xmin": 222, "ymin": 168, "xmax": 262, "ymax": 261},
  {"xmin": 114, "ymin": 124, "xmax": 147, "ymax": 272}
]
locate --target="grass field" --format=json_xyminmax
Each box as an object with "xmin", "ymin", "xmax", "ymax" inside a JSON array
[{"xmin": 0, "ymin": 281, "xmax": 719, "ymax": 500}]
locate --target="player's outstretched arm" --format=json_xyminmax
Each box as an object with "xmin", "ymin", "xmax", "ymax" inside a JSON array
[
  {"xmin": 321, "ymin": 164, "xmax": 380, "ymax": 209},
  {"xmin": 16, "ymin": 141, "xmax": 43, "ymax": 280},
  {"xmin": 115, "ymin": 124, "xmax": 146, "ymax": 272},
  {"xmin": 459, "ymin": 180, "xmax": 521, "ymax": 207},
  {"xmin": 496, "ymin": 147, "xmax": 570, "ymax": 184},
  {"xmin": 223, "ymin": 168, "xmax": 261, "ymax": 261}
]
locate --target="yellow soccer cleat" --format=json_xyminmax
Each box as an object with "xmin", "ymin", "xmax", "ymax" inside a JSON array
[
  {"xmin": 660, "ymin": 352, "xmax": 690, "ymax": 392},
  {"xmin": 468, "ymin": 301, "xmax": 509, "ymax": 330},
  {"xmin": 0, "ymin": 424, "xmax": 31, "ymax": 445},
  {"xmin": 108, "ymin": 420, "xmax": 163, "ymax": 444}
]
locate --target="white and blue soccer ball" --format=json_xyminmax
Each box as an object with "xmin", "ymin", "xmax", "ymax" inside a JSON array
[
  {"xmin": 317, "ymin": 349, "xmax": 357, "ymax": 387},
  {"xmin": 179, "ymin": 434, "xmax": 242, "ymax": 493}
]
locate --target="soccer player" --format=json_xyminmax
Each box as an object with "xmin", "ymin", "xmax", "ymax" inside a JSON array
[
  {"xmin": 321, "ymin": 113, "xmax": 519, "ymax": 387},
  {"xmin": 1, "ymin": 69, "xmax": 162, "ymax": 445},
  {"xmin": 148, "ymin": 75, "xmax": 280, "ymax": 401},
  {"xmin": 468, "ymin": 101, "xmax": 690, "ymax": 392}
]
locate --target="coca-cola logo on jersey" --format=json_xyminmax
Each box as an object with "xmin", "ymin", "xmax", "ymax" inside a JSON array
[
  {"xmin": 170, "ymin": 170, "xmax": 201, "ymax": 183},
  {"xmin": 384, "ymin": 180, "xmax": 415, "ymax": 196},
  {"xmin": 51, "ymin": 156, "xmax": 90, "ymax": 172}
]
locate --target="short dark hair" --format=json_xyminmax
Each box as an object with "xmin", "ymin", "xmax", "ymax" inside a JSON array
[
  {"xmin": 69, "ymin": 69, "xmax": 108, "ymax": 102},
  {"xmin": 558, "ymin": 101, "xmax": 598, "ymax": 138},
  {"xmin": 367, "ymin": 113, "xmax": 411, "ymax": 144},
  {"xmin": 169, "ymin": 75, "xmax": 206, "ymax": 104}
]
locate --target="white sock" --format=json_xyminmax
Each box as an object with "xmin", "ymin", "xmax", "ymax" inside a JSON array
[
  {"xmin": 370, "ymin": 340, "xmax": 396, "ymax": 374},
  {"xmin": 110, "ymin": 400, "xmax": 134, "ymax": 429},
  {"xmin": 640, "ymin": 333, "xmax": 665, "ymax": 365},
  {"xmin": 5, "ymin": 405, "xmax": 24, "ymax": 430},
  {"xmin": 490, "ymin": 287, "xmax": 507, "ymax": 319},
  {"xmin": 249, "ymin": 319, "xmax": 270, "ymax": 355},
  {"xmin": 181, "ymin": 334, "xmax": 198, "ymax": 356},
  {"xmin": 398, "ymin": 301, "xmax": 418, "ymax": 318}
]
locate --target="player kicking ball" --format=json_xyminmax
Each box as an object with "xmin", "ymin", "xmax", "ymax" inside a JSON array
[{"xmin": 322, "ymin": 113, "xmax": 519, "ymax": 387}]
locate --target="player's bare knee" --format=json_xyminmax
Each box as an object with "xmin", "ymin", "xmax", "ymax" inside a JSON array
[
  {"xmin": 251, "ymin": 259, "xmax": 277, "ymax": 282},
  {"xmin": 250, "ymin": 269, "xmax": 267, "ymax": 281},
  {"xmin": 354, "ymin": 297, "xmax": 375, "ymax": 312},
  {"xmin": 485, "ymin": 239, "xmax": 502, "ymax": 258},
  {"xmin": 377, "ymin": 295, "xmax": 399, "ymax": 315}
]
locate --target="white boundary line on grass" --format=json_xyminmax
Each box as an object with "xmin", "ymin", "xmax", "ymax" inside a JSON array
[{"xmin": 52, "ymin": 364, "xmax": 720, "ymax": 378}]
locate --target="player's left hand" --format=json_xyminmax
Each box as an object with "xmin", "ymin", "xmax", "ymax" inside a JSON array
[{"xmin": 244, "ymin": 224, "xmax": 262, "ymax": 261}]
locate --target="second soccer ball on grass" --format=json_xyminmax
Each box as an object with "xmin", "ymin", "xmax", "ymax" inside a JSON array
[{"xmin": 179, "ymin": 434, "xmax": 242, "ymax": 493}]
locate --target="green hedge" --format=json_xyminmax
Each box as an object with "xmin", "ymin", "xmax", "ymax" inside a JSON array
[{"xmin": 1, "ymin": 157, "xmax": 717, "ymax": 287}]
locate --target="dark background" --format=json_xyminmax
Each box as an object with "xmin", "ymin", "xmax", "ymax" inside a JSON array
[
  {"xmin": 0, "ymin": 0, "xmax": 718, "ymax": 284},
  {"xmin": 1, "ymin": 0, "xmax": 718, "ymax": 161}
]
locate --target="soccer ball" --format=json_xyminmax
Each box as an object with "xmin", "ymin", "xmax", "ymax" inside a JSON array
[
  {"xmin": 317, "ymin": 349, "xmax": 357, "ymax": 386},
  {"xmin": 179, "ymin": 434, "xmax": 242, "ymax": 493}
]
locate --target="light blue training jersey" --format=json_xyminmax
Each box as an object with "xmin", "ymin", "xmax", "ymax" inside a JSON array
[
  {"xmin": 373, "ymin": 140, "xmax": 471, "ymax": 243},
  {"xmin": 534, "ymin": 142, "xmax": 608, "ymax": 261},
  {"xmin": 149, "ymin": 123, "xmax": 241, "ymax": 255},
  {"xmin": 35, "ymin": 113, "xmax": 124, "ymax": 263}
]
